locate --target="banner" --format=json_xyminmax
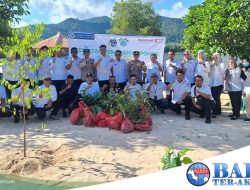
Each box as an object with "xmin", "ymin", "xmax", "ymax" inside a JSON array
[{"xmin": 69, "ymin": 32, "xmax": 166, "ymax": 64}]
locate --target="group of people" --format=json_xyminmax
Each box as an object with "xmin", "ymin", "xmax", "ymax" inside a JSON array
[{"xmin": 0, "ymin": 45, "xmax": 250, "ymax": 124}]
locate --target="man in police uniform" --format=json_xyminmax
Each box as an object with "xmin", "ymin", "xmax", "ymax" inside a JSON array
[{"xmin": 127, "ymin": 51, "xmax": 147, "ymax": 85}]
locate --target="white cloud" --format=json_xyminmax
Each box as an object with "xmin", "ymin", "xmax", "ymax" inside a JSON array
[
  {"xmin": 158, "ymin": 2, "xmax": 188, "ymax": 18},
  {"xmin": 30, "ymin": 0, "xmax": 114, "ymax": 23}
]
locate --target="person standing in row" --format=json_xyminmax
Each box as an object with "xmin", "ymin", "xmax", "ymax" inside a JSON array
[
  {"xmin": 195, "ymin": 50, "xmax": 210, "ymax": 85},
  {"xmin": 145, "ymin": 54, "xmax": 162, "ymax": 83},
  {"xmin": 163, "ymin": 49, "xmax": 181, "ymax": 102},
  {"xmin": 112, "ymin": 50, "xmax": 127, "ymax": 90},
  {"xmin": 225, "ymin": 59, "xmax": 242, "ymax": 120},
  {"xmin": 181, "ymin": 50, "xmax": 196, "ymax": 86},
  {"xmin": 50, "ymin": 49, "xmax": 67, "ymax": 94},
  {"xmin": 66, "ymin": 47, "xmax": 82, "ymax": 89},
  {"xmin": 37, "ymin": 46, "xmax": 52, "ymax": 86},
  {"xmin": 2, "ymin": 53, "xmax": 20, "ymax": 98},
  {"xmin": 127, "ymin": 51, "xmax": 147, "ymax": 85},
  {"xmin": 94, "ymin": 45, "xmax": 113, "ymax": 88},
  {"xmin": 241, "ymin": 58, "xmax": 250, "ymax": 122},
  {"xmin": 210, "ymin": 53, "xmax": 227, "ymax": 117},
  {"xmin": 80, "ymin": 49, "xmax": 95, "ymax": 82}
]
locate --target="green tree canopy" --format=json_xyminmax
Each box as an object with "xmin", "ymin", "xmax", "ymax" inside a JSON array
[
  {"xmin": 0, "ymin": 0, "xmax": 29, "ymax": 45},
  {"xmin": 182, "ymin": 0, "xmax": 250, "ymax": 59},
  {"xmin": 107, "ymin": 0, "xmax": 162, "ymax": 36}
]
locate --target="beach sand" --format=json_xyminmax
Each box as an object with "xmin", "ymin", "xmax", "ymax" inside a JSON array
[{"xmin": 0, "ymin": 97, "xmax": 249, "ymax": 184}]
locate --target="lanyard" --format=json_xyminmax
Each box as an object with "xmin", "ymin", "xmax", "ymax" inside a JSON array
[{"xmin": 152, "ymin": 84, "xmax": 157, "ymax": 95}]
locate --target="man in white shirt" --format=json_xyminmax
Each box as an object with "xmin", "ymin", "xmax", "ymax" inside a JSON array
[
  {"xmin": 146, "ymin": 54, "xmax": 163, "ymax": 83},
  {"xmin": 93, "ymin": 45, "xmax": 113, "ymax": 88},
  {"xmin": 124, "ymin": 75, "xmax": 143, "ymax": 101},
  {"xmin": 167, "ymin": 70, "xmax": 192, "ymax": 120},
  {"xmin": 0, "ymin": 84, "xmax": 12, "ymax": 118},
  {"xmin": 38, "ymin": 46, "xmax": 52, "ymax": 85},
  {"xmin": 66, "ymin": 47, "xmax": 82, "ymax": 89},
  {"xmin": 80, "ymin": 49, "xmax": 95, "ymax": 82},
  {"xmin": 78, "ymin": 73, "xmax": 100, "ymax": 97},
  {"xmin": 112, "ymin": 50, "xmax": 127, "ymax": 90},
  {"xmin": 50, "ymin": 49, "xmax": 67, "ymax": 94},
  {"xmin": 145, "ymin": 73, "xmax": 168, "ymax": 113},
  {"xmin": 210, "ymin": 53, "xmax": 226, "ymax": 117},
  {"xmin": 195, "ymin": 50, "xmax": 210, "ymax": 85},
  {"xmin": 34, "ymin": 76, "xmax": 59, "ymax": 120},
  {"xmin": 11, "ymin": 79, "xmax": 33, "ymax": 123},
  {"xmin": 191, "ymin": 75, "xmax": 213, "ymax": 124},
  {"xmin": 163, "ymin": 49, "xmax": 181, "ymax": 102}
]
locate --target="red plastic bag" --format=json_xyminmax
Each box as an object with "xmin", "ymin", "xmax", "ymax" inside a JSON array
[
  {"xmin": 94, "ymin": 112, "xmax": 110, "ymax": 127},
  {"xmin": 83, "ymin": 108, "xmax": 95, "ymax": 127},
  {"xmin": 69, "ymin": 101, "xmax": 86, "ymax": 125},
  {"xmin": 107, "ymin": 112, "xmax": 123, "ymax": 130},
  {"xmin": 134, "ymin": 120, "xmax": 152, "ymax": 132},
  {"xmin": 140, "ymin": 107, "xmax": 153, "ymax": 126},
  {"xmin": 121, "ymin": 118, "xmax": 134, "ymax": 133}
]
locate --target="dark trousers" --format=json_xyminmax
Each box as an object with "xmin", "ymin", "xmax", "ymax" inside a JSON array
[
  {"xmin": 150, "ymin": 98, "xmax": 169, "ymax": 111},
  {"xmin": 52, "ymin": 80, "xmax": 65, "ymax": 94},
  {"xmin": 0, "ymin": 107, "xmax": 12, "ymax": 118},
  {"xmin": 228, "ymin": 91, "xmax": 242, "ymax": 117},
  {"xmin": 11, "ymin": 104, "xmax": 32, "ymax": 120},
  {"xmin": 74, "ymin": 79, "xmax": 82, "ymax": 90},
  {"xmin": 98, "ymin": 80, "xmax": 109, "ymax": 88},
  {"xmin": 164, "ymin": 82, "xmax": 172, "ymax": 102},
  {"xmin": 117, "ymin": 82, "xmax": 127, "ymax": 90},
  {"xmin": 35, "ymin": 102, "xmax": 59, "ymax": 120},
  {"xmin": 211, "ymin": 85, "xmax": 223, "ymax": 115},
  {"xmin": 58, "ymin": 95, "xmax": 78, "ymax": 114},
  {"xmin": 170, "ymin": 96, "xmax": 192, "ymax": 114},
  {"xmin": 5, "ymin": 81, "xmax": 18, "ymax": 99},
  {"xmin": 192, "ymin": 96, "xmax": 212, "ymax": 121}
]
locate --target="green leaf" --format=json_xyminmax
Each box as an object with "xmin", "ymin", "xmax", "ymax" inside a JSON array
[{"xmin": 181, "ymin": 157, "xmax": 193, "ymax": 165}]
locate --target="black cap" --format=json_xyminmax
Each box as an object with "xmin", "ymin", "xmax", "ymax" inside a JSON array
[
  {"xmin": 133, "ymin": 51, "xmax": 140, "ymax": 55},
  {"xmin": 83, "ymin": 49, "xmax": 90, "ymax": 53},
  {"xmin": 86, "ymin": 73, "xmax": 93, "ymax": 77},
  {"xmin": 43, "ymin": 75, "xmax": 52, "ymax": 80}
]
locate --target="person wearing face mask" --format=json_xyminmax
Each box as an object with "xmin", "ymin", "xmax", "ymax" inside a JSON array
[{"xmin": 241, "ymin": 57, "xmax": 250, "ymax": 122}]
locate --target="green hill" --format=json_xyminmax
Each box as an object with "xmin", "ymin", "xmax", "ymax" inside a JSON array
[{"xmin": 40, "ymin": 16, "xmax": 185, "ymax": 43}]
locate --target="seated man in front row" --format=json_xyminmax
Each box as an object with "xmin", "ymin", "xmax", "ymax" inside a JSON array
[
  {"xmin": 191, "ymin": 75, "xmax": 212, "ymax": 124},
  {"xmin": 124, "ymin": 75, "xmax": 143, "ymax": 101},
  {"xmin": 167, "ymin": 70, "xmax": 192, "ymax": 120},
  {"xmin": 145, "ymin": 73, "xmax": 168, "ymax": 113},
  {"xmin": 0, "ymin": 84, "xmax": 12, "ymax": 118},
  {"xmin": 102, "ymin": 76, "xmax": 121, "ymax": 94},
  {"xmin": 78, "ymin": 73, "xmax": 100, "ymax": 97},
  {"xmin": 58, "ymin": 75, "xmax": 78, "ymax": 117},
  {"xmin": 34, "ymin": 76, "xmax": 59, "ymax": 120},
  {"xmin": 11, "ymin": 79, "xmax": 33, "ymax": 123}
]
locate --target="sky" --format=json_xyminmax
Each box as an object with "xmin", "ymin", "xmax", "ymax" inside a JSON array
[{"xmin": 17, "ymin": 0, "xmax": 203, "ymax": 27}]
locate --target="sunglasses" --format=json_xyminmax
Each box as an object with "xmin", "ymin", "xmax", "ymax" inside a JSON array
[{"xmin": 184, "ymin": 53, "xmax": 189, "ymax": 55}]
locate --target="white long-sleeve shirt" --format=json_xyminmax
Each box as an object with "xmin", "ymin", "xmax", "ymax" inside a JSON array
[
  {"xmin": 2, "ymin": 59, "xmax": 20, "ymax": 81},
  {"xmin": 33, "ymin": 84, "xmax": 57, "ymax": 108},
  {"xmin": 96, "ymin": 55, "xmax": 113, "ymax": 81},
  {"xmin": 50, "ymin": 57, "xmax": 68, "ymax": 80},
  {"xmin": 11, "ymin": 87, "xmax": 32, "ymax": 107},
  {"xmin": 21, "ymin": 56, "xmax": 37, "ymax": 80},
  {"xmin": 243, "ymin": 71, "xmax": 250, "ymax": 94},
  {"xmin": 146, "ymin": 62, "xmax": 162, "ymax": 83},
  {"xmin": 163, "ymin": 59, "xmax": 181, "ymax": 83},
  {"xmin": 78, "ymin": 82, "xmax": 100, "ymax": 96},
  {"xmin": 67, "ymin": 57, "xmax": 82, "ymax": 80},
  {"xmin": 210, "ymin": 62, "xmax": 227, "ymax": 87},
  {"xmin": 195, "ymin": 61, "xmax": 210, "ymax": 85},
  {"xmin": 38, "ymin": 57, "xmax": 52, "ymax": 79},
  {"xmin": 225, "ymin": 67, "xmax": 242, "ymax": 92},
  {"xmin": 145, "ymin": 81, "xmax": 166, "ymax": 100},
  {"xmin": 112, "ymin": 59, "xmax": 127, "ymax": 83},
  {"xmin": 182, "ymin": 60, "xmax": 196, "ymax": 84}
]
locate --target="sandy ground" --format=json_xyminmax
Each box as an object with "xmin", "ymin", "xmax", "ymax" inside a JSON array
[{"xmin": 0, "ymin": 95, "xmax": 249, "ymax": 183}]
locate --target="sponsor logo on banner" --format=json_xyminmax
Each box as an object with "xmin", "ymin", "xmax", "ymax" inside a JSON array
[
  {"xmin": 118, "ymin": 38, "xmax": 129, "ymax": 47},
  {"xmin": 109, "ymin": 39, "xmax": 118, "ymax": 47},
  {"xmin": 69, "ymin": 32, "xmax": 95, "ymax": 40},
  {"xmin": 138, "ymin": 38, "xmax": 154, "ymax": 43},
  {"xmin": 154, "ymin": 38, "xmax": 165, "ymax": 43},
  {"xmin": 187, "ymin": 162, "xmax": 210, "ymax": 186}
]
